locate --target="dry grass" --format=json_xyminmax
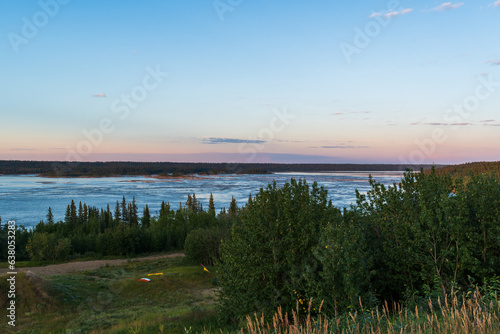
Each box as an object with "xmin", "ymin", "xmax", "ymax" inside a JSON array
[{"xmin": 244, "ymin": 289, "xmax": 500, "ymax": 334}]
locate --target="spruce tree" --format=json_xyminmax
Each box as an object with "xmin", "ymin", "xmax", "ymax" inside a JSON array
[
  {"xmin": 83, "ymin": 203, "xmax": 88, "ymax": 224},
  {"xmin": 46, "ymin": 207, "xmax": 54, "ymax": 224},
  {"xmin": 229, "ymin": 197, "xmax": 237, "ymax": 217},
  {"xmin": 114, "ymin": 201, "xmax": 121, "ymax": 225},
  {"xmin": 192, "ymin": 194, "xmax": 199, "ymax": 213},
  {"xmin": 106, "ymin": 204, "xmax": 112, "ymax": 228},
  {"xmin": 64, "ymin": 205, "xmax": 71, "ymax": 225},
  {"xmin": 142, "ymin": 204, "xmax": 151, "ymax": 228},
  {"xmin": 186, "ymin": 194, "xmax": 193, "ymax": 211},
  {"xmin": 70, "ymin": 200, "xmax": 77, "ymax": 226},
  {"xmin": 78, "ymin": 201, "xmax": 84, "ymax": 225},
  {"xmin": 130, "ymin": 197, "xmax": 138, "ymax": 226},
  {"xmin": 121, "ymin": 196, "xmax": 128, "ymax": 225},
  {"xmin": 208, "ymin": 193, "xmax": 216, "ymax": 215}
]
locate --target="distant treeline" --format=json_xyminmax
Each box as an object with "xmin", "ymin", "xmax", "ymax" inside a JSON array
[
  {"xmin": 0, "ymin": 160, "xmax": 436, "ymax": 177},
  {"xmin": 429, "ymin": 161, "xmax": 500, "ymax": 179}
]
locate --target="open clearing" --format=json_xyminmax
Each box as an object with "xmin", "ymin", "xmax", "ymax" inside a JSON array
[{"xmin": 0, "ymin": 254, "xmax": 228, "ymax": 333}]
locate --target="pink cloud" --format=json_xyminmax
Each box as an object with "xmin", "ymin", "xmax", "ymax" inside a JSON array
[
  {"xmin": 369, "ymin": 8, "xmax": 413, "ymax": 18},
  {"xmin": 429, "ymin": 2, "xmax": 464, "ymax": 11}
]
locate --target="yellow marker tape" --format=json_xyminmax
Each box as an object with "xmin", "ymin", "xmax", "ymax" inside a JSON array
[{"xmin": 147, "ymin": 273, "xmax": 164, "ymax": 276}]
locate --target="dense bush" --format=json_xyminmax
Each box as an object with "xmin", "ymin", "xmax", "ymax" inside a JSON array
[
  {"xmin": 26, "ymin": 232, "xmax": 72, "ymax": 261},
  {"xmin": 217, "ymin": 179, "xmax": 340, "ymax": 322},
  {"xmin": 184, "ymin": 228, "xmax": 229, "ymax": 266},
  {"xmin": 217, "ymin": 170, "xmax": 500, "ymax": 323}
]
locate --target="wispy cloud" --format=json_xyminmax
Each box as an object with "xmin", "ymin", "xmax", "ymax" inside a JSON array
[
  {"xmin": 486, "ymin": 60, "xmax": 500, "ymax": 65},
  {"xmin": 320, "ymin": 145, "xmax": 369, "ymax": 149},
  {"xmin": 413, "ymin": 122, "xmax": 474, "ymax": 126},
  {"xmin": 428, "ymin": 2, "xmax": 464, "ymax": 11},
  {"xmin": 92, "ymin": 93, "xmax": 107, "ymax": 98},
  {"xmin": 202, "ymin": 137, "xmax": 267, "ymax": 145},
  {"xmin": 489, "ymin": 1, "xmax": 500, "ymax": 7},
  {"xmin": 10, "ymin": 148, "xmax": 37, "ymax": 151},
  {"xmin": 481, "ymin": 119, "xmax": 496, "ymax": 123},
  {"xmin": 274, "ymin": 139, "xmax": 305, "ymax": 143},
  {"xmin": 330, "ymin": 110, "xmax": 372, "ymax": 116},
  {"xmin": 370, "ymin": 8, "xmax": 413, "ymax": 18}
]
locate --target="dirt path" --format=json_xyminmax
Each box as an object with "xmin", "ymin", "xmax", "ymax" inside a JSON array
[{"xmin": 0, "ymin": 253, "xmax": 184, "ymax": 276}]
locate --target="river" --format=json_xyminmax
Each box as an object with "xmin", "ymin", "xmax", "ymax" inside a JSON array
[{"xmin": 0, "ymin": 172, "xmax": 405, "ymax": 228}]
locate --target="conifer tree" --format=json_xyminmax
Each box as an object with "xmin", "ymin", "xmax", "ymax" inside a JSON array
[
  {"xmin": 186, "ymin": 194, "xmax": 193, "ymax": 211},
  {"xmin": 142, "ymin": 204, "xmax": 151, "ymax": 228},
  {"xmin": 208, "ymin": 193, "xmax": 216, "ymax": 216},
  {"xmin": 83, "ymin": 203, "xmax": 88, "ymax": 224},
  {"xmin": 229, "ymin": 196, "xmax": 237, "ymax": 217},
  {"xmin": 130, "ymin": 196, "xmax": 138, "ymax": 226},
  {"xmin": 106, "ymin": 204, "xmax": 112, "ymax": 228},
  {"xmin": 64, "ymin": 205, "xmax": 71, "ymax": 225},
  {"xmin": 160, "ymin": 201, "xmax": 171, "ymax": 218},
  {"xmin": 121, "ymin": 196, "xmax": 128, "ymax": 225},
  {"xmin": 114, "ymin": 201, "xmax": 121, "ymax": 225},
  {"xmin": 46, "ymin": 207, "xmax": 54, "ymax": 224},
  {"xmin": 192, "ymin": 194, "xmax": 199, "ymax": 212},
  {"xmin": 78, "ymin": 201, "xmax": 84, "ymax": 225},
  {"xmin": 70, "ymin": 200, "xmax": 77, "ymax": 226}
]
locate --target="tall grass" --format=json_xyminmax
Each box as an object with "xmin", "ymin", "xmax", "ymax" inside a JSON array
[{"xmin": 244, "ymin": 289, "xmax": 500, "ymax": 334}]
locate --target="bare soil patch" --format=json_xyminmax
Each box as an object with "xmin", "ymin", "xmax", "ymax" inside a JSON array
[{"xmin": 0, "ymin": 253, "xmax": 184, "ymax": 276}]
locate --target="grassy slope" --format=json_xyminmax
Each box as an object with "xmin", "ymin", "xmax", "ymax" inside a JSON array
[{"xmin": 0, "ymin": 256, "xmax": 237, "ymax": 333}]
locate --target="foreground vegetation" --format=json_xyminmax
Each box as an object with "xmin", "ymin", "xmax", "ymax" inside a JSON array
[
  {"xmin": 246, "ymin": 289, "xmax": 500, "ymax": 333},
  {"xmin": 1, "ymin": 257, "xmax": 499, "ymax": 333},
  {"xmin": 0, "ymin": 256, "xmax": 234, "ymax": 333},
  {"xmin": 217, "ymin": 170, "xmax": 500, "ymax": 323},
  {"xmin": 1, "ymin": 165, "xmax": 499, "ymax": 332}
]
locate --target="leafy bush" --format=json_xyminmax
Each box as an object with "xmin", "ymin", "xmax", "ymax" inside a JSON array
[
  {"xmin": 184, "ymin": 227, "xmax": 228, "ymax": 266},
  {"xmin": 26, "ymin": 232, "xmax": 72, "ymax": 261},
  {"xmin": 217, "ymin": 179, "xmax": 340, "ymax": 322}
]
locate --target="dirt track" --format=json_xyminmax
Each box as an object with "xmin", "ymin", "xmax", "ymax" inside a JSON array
[{"xmin": 0, "ymin": 253, "xmax": 184, "ymax": 276}]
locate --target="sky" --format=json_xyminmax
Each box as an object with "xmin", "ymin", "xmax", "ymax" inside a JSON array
[{"xmin": 0, "ymin": 0, "xmax": 499, "ymax": 165}]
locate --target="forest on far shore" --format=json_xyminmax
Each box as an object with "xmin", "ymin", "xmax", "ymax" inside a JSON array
[
  {"xmin": 430, "ymin": 160, "xmax": 500, "ymax": 179},
  {"xmin": 0, "ymin": 160, "xmax": 435, "ymax": 177}
]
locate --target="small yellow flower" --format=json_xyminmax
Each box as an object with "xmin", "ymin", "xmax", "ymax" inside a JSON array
[{"xmin": 325, "ymin": 246, "xmax": 328, "ymax": 249}]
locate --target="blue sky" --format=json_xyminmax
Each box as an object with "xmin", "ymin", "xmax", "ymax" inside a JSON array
[{"xmin": 1, "ymin": 0, "xmax": 499, "ymax": 164}]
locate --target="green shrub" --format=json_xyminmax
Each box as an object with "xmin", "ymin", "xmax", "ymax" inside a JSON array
[
  {"xmin": 26, "ymin": 232, "xmax": 72, "ymax": 261},
  {"xmin": 217, "ymin": 179, "xmax": 340, "ymax": 322},
  {"xmin": 184, "ymin": 227, "xmax": 228, "ymax": 266}
]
